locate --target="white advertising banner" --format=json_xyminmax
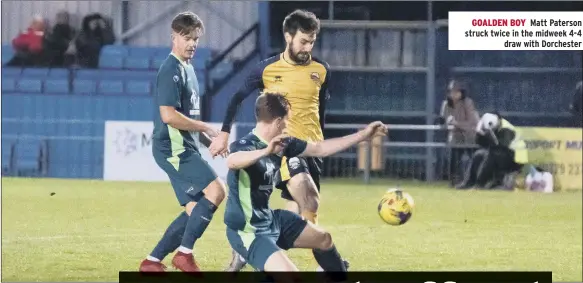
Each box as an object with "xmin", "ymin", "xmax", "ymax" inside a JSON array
[
  {"xmin": 103, "ymin": 121, "xmax": 237, "ymax": 182},
  {"xmin": 448, "ymin": 11, "xmax": 583, "ymax": 50}
]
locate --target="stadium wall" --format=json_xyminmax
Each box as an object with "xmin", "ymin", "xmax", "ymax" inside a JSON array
[{"xmin": 125, "ymin": 1, "xmax": 258, "ymax": 59}]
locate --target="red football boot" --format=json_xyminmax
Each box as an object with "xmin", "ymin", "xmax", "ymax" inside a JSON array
[
  {"xmin": 171, "ymin": 251, "xmax": 201, "ymax": 272},
  {"xmin": 139, "ymin": 259, "xmax": 167, "ymax": 272}
]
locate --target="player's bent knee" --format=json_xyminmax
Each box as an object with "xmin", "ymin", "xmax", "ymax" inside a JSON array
[
  {"xmin": 184, "ymin": 201, "xmax": 197, "ymax": 216},
  {"xmin": 318, "ymin": 230, "xmax": 333, "ymax": 250},
  {"xmin": 288, "ymin": 173, "xmax": 320, "ymax": 212},
  {"xmin": 203, "ymin": 178, "xmax": 227, "ymax": 205}
]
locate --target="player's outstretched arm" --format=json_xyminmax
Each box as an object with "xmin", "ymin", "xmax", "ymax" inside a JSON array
[
  {"xmin": 160, "ymin": 106, "xmax": 218, "ymax": 137},
  {"xmin": 227, "ymin": 135, "xmax": 287, "ymax": 169},
  {"xmin": 300, "ymin": 121, "xmax": 388, "ymax": 158},
  {"xmin": 226, "ymin": 148, "xmax": 269, "ymax": 170},
  {"xmin": 209, "ymin": 91, "xmax": 252, "ymax": 157}
]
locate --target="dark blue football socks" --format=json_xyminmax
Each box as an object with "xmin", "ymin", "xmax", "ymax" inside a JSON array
[
  {"xmin": 150, "ymin": 211, "xmax": 188, "ymax": 260},
  {"xmin": 180, "ymin": 197, "xmax": 217, "ymax": 251}
]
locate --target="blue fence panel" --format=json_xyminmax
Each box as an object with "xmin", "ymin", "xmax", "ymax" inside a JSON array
[{"xmin": 2, "ymin": 94, "xmax": 154, "ymax": 179}]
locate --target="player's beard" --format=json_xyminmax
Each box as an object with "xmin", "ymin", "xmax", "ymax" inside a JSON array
[{"xmin": 288, "ymin": 43, "xmax": 310, "ymax": 65}]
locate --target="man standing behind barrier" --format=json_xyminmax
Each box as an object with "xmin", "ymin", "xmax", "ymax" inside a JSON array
[{"xmin": 456, "ymin": 112, "xmax": 528, "ymax": 190}]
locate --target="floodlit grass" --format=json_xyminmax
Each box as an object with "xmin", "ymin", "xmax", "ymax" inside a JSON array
[{"xmin": 2, "ymin": 177, "xmax": 581, "ymax": 281}]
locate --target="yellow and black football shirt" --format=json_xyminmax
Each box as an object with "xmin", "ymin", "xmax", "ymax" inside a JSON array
[{"xmin": 221, "ymin": 53, "xmax": 331, "ymax": 143}]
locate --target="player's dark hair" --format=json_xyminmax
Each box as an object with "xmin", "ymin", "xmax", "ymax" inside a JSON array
[
  {"xmin": 171, "ymin": 12, "xmax": 204, "ymax": 36},
  {"xmin": 255, "ymin": 93, "xmax": 290, "ymax": 122},
  {"xmin": 282, "ymin": 9, "xmax": 320, "ymax": 36}
]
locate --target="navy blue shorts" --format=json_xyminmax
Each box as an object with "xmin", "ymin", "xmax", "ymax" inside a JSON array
[
  {"xmin": 226, "ymin": 209, "xmax": 308, "ymax": 271},
  {"xmin": 153, "ymin": 150, "xmax": 217, "ymax": 206},
  {"xmin": 276, "ymin": 157, "xmax": 322, "ymax": 201}
]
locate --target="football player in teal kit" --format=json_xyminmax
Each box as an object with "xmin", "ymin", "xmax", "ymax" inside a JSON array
[
  {"xmin": 224, "ymin": 93, "xmax": 387, "ymax": 276},
  {"xmin": 139, "ymin": 12, "xmax": 226, "ymax": 273}
]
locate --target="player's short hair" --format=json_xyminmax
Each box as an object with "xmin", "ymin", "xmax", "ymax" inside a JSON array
[
  {"xmin": 171, "ymin": 12, "xmax": 204, "ymax": 36},
  {"xmin": 255, "ymin": 93, "xmax": 291, "ymax": 122},
  {"xmin": 282, "ymin": 9, "xmax": 320, "ymax": 36}
]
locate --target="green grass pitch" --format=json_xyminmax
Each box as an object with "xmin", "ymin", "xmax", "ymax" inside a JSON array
[{"xmin": 1, "ymin": 177, "xmax": 581, "ymax": 282}]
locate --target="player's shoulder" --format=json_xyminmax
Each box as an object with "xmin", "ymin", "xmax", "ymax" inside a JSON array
[
  {"xmin": 229, "ymin": 134, "xmax": 261, "ymax": 152},
  {"xmin": 253, "ymin": 54, "xmax": 282, "ymax": 71},
  {"xmin": 244, "ymin": 55, "xmax": 281, "ymax": 79},
  {"xmin": 261, "ymin": 54, "xmax": 282, "ymax": 67},
  {"xmin": 158, "ymin": 55, "xmax": 182, "ymax": 77},
  {"xmin": 310, "ymin": 56, "xmax": 331, "ymax": 71}
]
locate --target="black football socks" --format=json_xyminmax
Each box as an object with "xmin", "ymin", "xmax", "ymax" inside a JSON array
[
  {"xmin": 313, "ymin": 245, "xmax": 348, "ymax": 282},
  {"xmin": 179, "ymin": 197, "xmax": 218, "ymax": 252}
]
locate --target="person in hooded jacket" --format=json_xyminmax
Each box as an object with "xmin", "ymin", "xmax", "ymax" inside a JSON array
[{"xmin": 72, "ymin": 13, "xmax": 115, "ymax": 68}]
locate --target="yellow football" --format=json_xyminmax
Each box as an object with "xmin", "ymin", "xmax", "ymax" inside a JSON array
[{"xmin": 377, "ymin": 188, "xmax": 415, "ymax": 225}]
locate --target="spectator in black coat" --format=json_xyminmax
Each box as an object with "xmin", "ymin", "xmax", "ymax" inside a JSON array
[
  {"xmin": 73, "ymin": 13, "xmax": 115, "ymax": 68},
  {"xmin": 43, "ymin": 11, "xmax": 76, "ymax": 67}
]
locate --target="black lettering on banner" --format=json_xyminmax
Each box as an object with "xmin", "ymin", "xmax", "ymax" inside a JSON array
[
  {"xmin": 141, "ymin": 133, "xmax": 153, "ymax": 147},
  {"xmin": 565, "ymin": 140, "xmax": 582, "ymax": 150},
  {"xmin": 568, "ymin": 163, "xmax": 581, "ymax": 176},
  {"xmin": 539, "ymin": 163, "xmax": 564, "ymax": 175},
  {"xmin": 538, "ymin": 163, "xmax": 582, "ymax": 176},
  {"xmin": 524, "ymin": 140, "xmax": 562, "ymax": 150}
]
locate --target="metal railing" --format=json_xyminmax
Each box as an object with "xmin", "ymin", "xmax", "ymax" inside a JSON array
[
  {"xmin": 322, "ymin": 123, "xmax": 455, "ymax": 184},
  {"xmin": 2, "ymin": 118, "xmax": 467, "ymax": 184},
  {"xmin": 236, "ymin": 122, "xmax": 461, "ymax": 184}
]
